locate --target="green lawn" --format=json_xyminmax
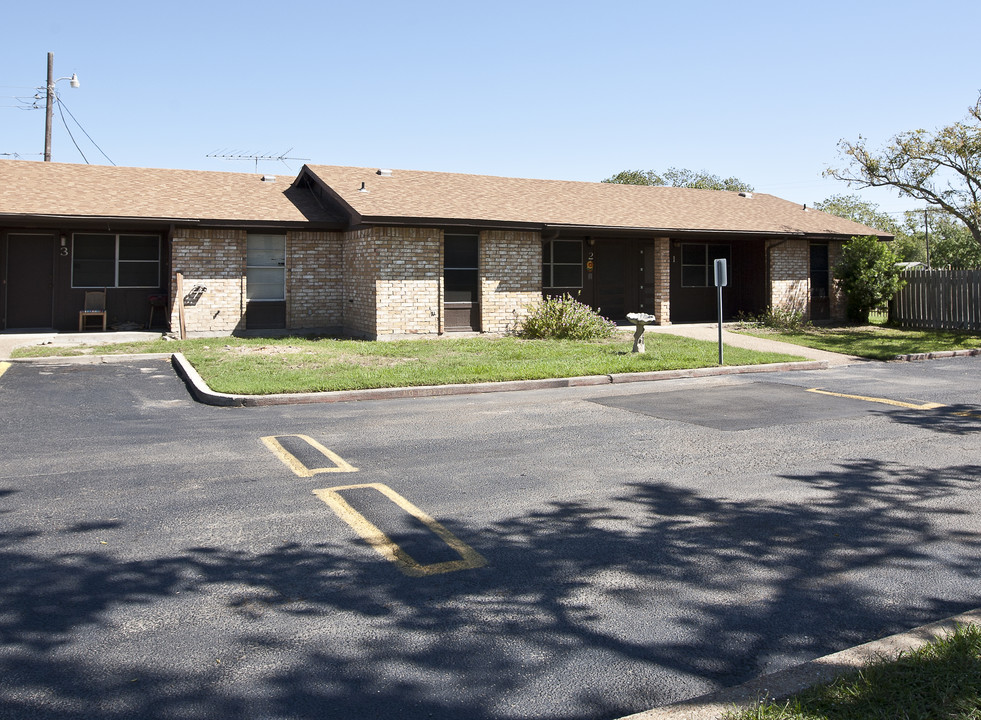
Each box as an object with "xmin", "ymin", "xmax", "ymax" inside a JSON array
[
  {"xmin": 724, "ymin": 624, "xmax": 981, "ymax": 720},
  {"xmin": 737, "ymin": 324, "xmax": 981, "ymax": 361},
  {"xmin": 11, "ymin": 335, "xmax": 802, "ymax": 395}
]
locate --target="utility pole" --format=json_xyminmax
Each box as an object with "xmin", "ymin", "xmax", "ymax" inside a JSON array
[
  {"xmin": 924, "ymin": 207, "xmax": 931, "ymax": 269},
  {"xmin": 43, "ymin": 52, "xmax": 79, "ymax": 162},
  {"xmin": 44, "ymin": 52, "xmax": 54, "ymax": 161}
]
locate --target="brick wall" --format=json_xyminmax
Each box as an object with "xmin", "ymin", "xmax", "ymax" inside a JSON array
[
  {"xmin": 287, "ymin": 230, "xmax": 343, "ymax": 330},
  {"xmin": 343, "ymin": 227, "xmax": 441, "ymax": 338},
  {"xmin": 652, "ymin": 236, "xmax": 671, "ymax": 324},
  {"xmin": 480, "ymin": 230, "xmax": 541, "ymax": 334},
  {"xmin": 768, "ymin": 239, "xmax": 810, "ymax": 316},
  {"xmin": 375, "ymin": 227, "xmax": 441, "ymax": 336},
  {"xmin": 170, "ymin": 228, "xmax": 246, "ymax": 336},
  {"xmin": 342, "ymin": 228, "xmax": 379, "ymax": 337}
]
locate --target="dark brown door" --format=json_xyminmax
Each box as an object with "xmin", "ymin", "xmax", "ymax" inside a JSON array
[
  {"xmin": 5, "ymin": 234, "xmax": 54, "ymax": 329},
  {"xmin": 810, "ymin": 243, "xmax": 830, "ymax": 321},
  {"xmin": 592, "ymin": 242, "xmax": 639, "ymax": 320},
  {"xmin": 444, "ymin": 234, "xmax": 480, "ymax": 331}
]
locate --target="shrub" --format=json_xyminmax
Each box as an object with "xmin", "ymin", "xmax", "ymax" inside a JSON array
[
  {"xmin": 515, "ymin": 294, "xmax": 618, "ymax": 340},
  {"xmin": 737, "ymin": 306, "xmax": 811, "ymax": 331},
  {"xmin": 834, "ymin": 235, "xmax": 906, "ymax": 323}
]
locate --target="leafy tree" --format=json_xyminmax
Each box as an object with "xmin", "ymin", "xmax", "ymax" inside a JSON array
[
  {"xmin": 834, "ymin": 236, "xmax": 906, "ymax": 323},
  {"xmin": 826, "ymin": 94, "xmax": 981, "ymax": 248},
  {"xmin": 604, "ymin": 167, "xmax": 754, "ymax": 192},
  {"xmin": 604, "ymin": 169, "xmax": 665, "ymax": 186},
  {"xmin": 813, "ymin": 194, "xmax": 900, "ymax": 234},
  {"xmin": 814, "ymin": 194, "xmax": 926, "ymax": 264},
  {"xmin": 899, "ymin": 209, "xmax": 981, "ymax": 269}
]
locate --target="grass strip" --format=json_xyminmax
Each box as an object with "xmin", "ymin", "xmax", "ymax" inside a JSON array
[
  {"xmin": 11, "ymin": 335, "xmax": 801, "ymax": 395},
  {"xmin": 725, "ymin": 623, "xmax": 981, "ymax": 720},
  {"xmin": 737, "ymin": 325, "xmax": 981, "ymax": 360}
]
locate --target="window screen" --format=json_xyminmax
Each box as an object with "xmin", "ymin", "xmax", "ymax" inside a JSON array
[
  {"xmin": 72, "ymin": 234, "xmax": 160, "ymax": 288},
  {"xmin": 542, "ymin": 240, "xmax": 583, "ymax": 289},
  {"xmin": 247, "ymin": 234, "xmax": 286, "ymax": 301}
]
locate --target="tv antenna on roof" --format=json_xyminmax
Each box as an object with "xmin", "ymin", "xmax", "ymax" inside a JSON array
[{"xmin": 206, "ymin": 148, "xmax": 310, "ymax": 172}]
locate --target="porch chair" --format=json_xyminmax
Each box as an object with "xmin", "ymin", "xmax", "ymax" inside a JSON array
[{"xmin": 78, "ymin": 290, "xmax": 107, "ymax": 331}]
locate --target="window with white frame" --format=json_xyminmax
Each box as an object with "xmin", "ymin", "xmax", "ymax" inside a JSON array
[
  {"xmin": 72, "ymin": 233, "xmax": 161, "ymax": 288},
  {"xmin": 246, "ymin": 234, "xmax": 286, "ymax": 301},
  {"xmin": 542, "ymin": 240, "xmax": 583, "ymax": 289}
]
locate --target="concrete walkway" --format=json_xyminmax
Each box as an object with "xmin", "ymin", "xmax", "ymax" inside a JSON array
[
  {"xmin": 0, "ymin": 330, "xmax": 164, "ymax": 360},
  {"xmin": 644, "ymin": 322, "xmax": 862, "ymax": 366}
]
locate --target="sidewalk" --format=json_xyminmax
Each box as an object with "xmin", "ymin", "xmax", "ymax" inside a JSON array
[
  {"xmin": 0, "ymin": 330, "xmax": 164, "ymax": 361},
  {"xmin": 644, "ymin": 323, "xmax": 862, "ymax": 367}
]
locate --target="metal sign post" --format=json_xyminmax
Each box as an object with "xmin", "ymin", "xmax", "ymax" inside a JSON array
[{"xmin": 714, "ymin": 259, "xmax": 728, "ymax": 365}]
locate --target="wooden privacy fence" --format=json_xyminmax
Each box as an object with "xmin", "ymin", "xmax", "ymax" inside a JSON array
[{"xmin": 890, "ymin": 269, "xmax": 981, "ymax": 331}]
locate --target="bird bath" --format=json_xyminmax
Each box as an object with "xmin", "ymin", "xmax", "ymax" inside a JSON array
[{"xmin": 625, "ymin": 313, "xmax": 656, "ymax": 353}]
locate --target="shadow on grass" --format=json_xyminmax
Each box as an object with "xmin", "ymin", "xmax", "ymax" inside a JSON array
[{"xmin": 2, "ymin": 460, "xmax": 980, "ymax": 719}]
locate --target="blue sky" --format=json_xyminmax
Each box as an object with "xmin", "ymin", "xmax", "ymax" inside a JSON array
[{"xmin": 3, "ymin": 0, "xmax": 979, "ymax": 218}]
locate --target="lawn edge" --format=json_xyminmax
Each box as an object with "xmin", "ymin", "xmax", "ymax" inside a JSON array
[
  {"xmin": 616, "ymin": 607, "xmax": 981, "ymax": 720},
  {"xmin": 170, "ymin": 352, "xmax": 829, "ymax": 407}
]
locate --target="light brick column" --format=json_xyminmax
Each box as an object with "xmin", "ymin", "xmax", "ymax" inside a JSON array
[
  {"xmin": 287, "ymin": 230, "xmax": 343, "ymax": 331},
  {"xmin": 343, "ymin": 227, "xmax": 441, "ymax": 339},
  {"xmin": 768, "ymin": 239, "xmax": 810, "ymax": 316},
  {"xmin": 653, "ymin": 236, "xmax": 671, "ymax": 324},
  {"xmin": 480, "ymin": 230, "xmax": 542, "ymax": 334},
  {"xmin": 170, "ymin": 228, "xmax": 246, "ymax": 336}
]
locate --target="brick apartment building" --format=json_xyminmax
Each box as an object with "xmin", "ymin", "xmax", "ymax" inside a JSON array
[{"xmin": 0, "ymin": 160, "xmax": 890, "ymax": 338}]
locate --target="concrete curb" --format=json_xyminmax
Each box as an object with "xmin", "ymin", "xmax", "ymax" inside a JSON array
[
  {"xmin": 617, "ymin": 607, "xmax": 981, "ymax": 720},
  {"xmin": 7, "ymin": 353, "xmax": 172, "ymax": 365},
  {"xmin": 894, "ymin": 348, "xmax": 981, "ymax": 361},
  {"xmin": 169, "ymin": 353, "xmax": 829, "ymax": 407}
]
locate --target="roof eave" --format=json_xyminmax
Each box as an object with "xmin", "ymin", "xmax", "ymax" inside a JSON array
[
  {"xmin": 360, "ymin": 216, "xmax": 890, "ymax": 241},
  {"xmin": 0, "ymin": 212, "xmax": 344, "ymax": 231}
]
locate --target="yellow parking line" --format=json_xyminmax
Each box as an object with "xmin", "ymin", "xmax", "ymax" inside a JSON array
[
  {"xmin": 806, "ymin": 388, "xmax": 945, "ymax": 410},
  {"xmin": 261, "ymin": 435, "xmax": 358, "ymax": 477},
  {"xmin": 314, "ymin": 482, "xmax": 486, "ymax": 577},
  {"xmin": 0, "ymin": 362, "xmax": 10, "ymax": 379}
]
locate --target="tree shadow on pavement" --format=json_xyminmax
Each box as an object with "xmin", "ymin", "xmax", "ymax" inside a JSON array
[
  {"xmin": 887, "ymin": 403, "xmax": 981, "ymax": 435},
  {"xmin": 2, "ymin": 459, "xmax": 980, "ymax": 719}
]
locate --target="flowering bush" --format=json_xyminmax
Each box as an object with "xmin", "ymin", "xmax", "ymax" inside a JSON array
[{"xmin": 515, "ymin": 294, "xmax": 618, "ymax": 340}]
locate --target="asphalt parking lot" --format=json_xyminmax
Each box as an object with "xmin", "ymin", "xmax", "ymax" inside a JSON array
[{"xmin": 1, "ymin": 356, "xmax": 980, "ymax": 719}]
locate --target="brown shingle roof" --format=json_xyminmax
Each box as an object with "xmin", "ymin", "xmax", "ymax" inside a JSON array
[
  {"xmin": 0, "ymin": 159, "xmax": 890, "ymax": 239},
  {"xmin": 0, "ymin": 160, "xmax": 336, "ymax": 224},
  {"xmin": 304, "ymin": 164, "xmax": 891, "ymax": 238}
]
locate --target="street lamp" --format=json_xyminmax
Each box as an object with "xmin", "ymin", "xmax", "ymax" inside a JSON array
[{"xmin": 43, "ymin": 52, "xmax": 79, "ymax": 162}]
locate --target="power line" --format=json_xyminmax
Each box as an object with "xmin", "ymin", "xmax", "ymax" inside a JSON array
[
  {"xmin": 56, "ymin": 97, "xmax": 88, "ymax": 163},
  {"xmin": 56, "ymin": 95, "xmax": 115, "ymax": 165}
]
